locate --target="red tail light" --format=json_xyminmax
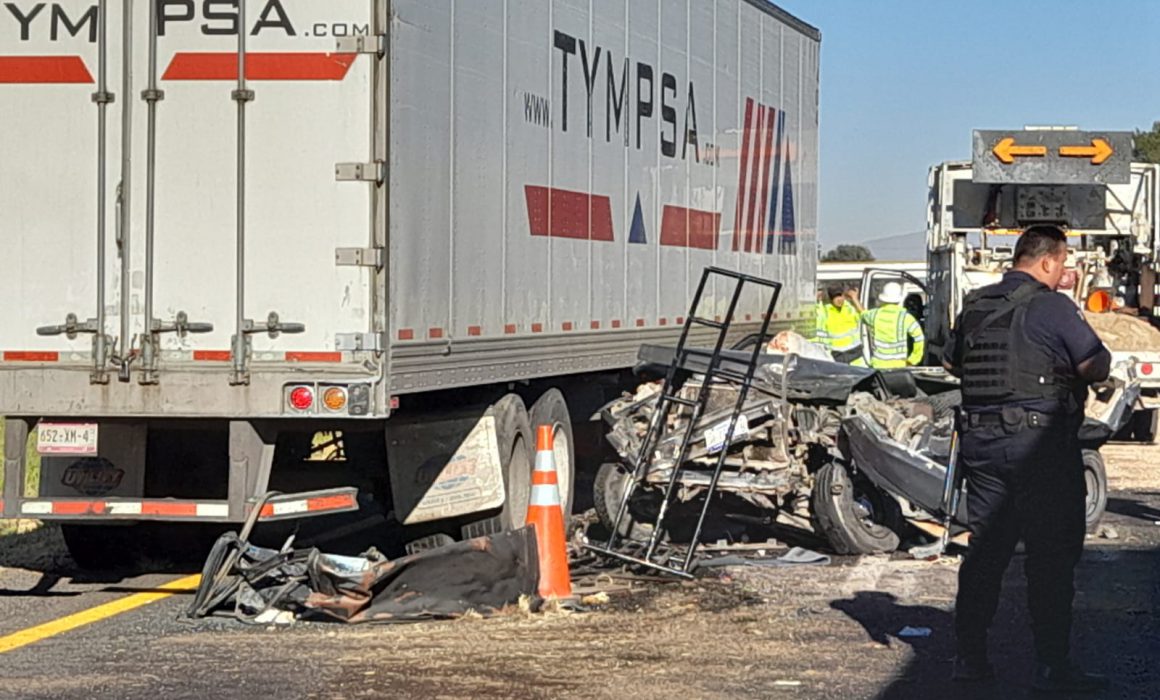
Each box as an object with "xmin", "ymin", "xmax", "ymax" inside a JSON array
[
  {"xmin": 1141, "ymin": 363, "xmax": 1154, "ymax": 376},
  {"xmin": 289, "ymin": 386, "xmax": 314, "ymax": 411}
]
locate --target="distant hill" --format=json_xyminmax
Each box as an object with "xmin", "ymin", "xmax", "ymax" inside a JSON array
[{"xmin": 863, "ymin": 231, "xmax": 926, "ymax": 261}]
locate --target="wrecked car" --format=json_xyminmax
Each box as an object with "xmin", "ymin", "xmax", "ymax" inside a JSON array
[{"xmin": 595, "ymin": 338, "xmax": 1135, "ymax": 556}]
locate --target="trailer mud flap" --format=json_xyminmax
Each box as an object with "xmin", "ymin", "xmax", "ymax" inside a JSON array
[{"xmin": 386, "ymin": 408, "xmax": 506, "ymax": 525}]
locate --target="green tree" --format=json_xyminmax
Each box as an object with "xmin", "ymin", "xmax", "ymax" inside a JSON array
[
  {"xmin": 821, "ymin": 244, "xmax": 875, "ymax": 262},
  {"xmin": 1134, "ymin": 121, "xmax": 1160, "ymax": 164}
]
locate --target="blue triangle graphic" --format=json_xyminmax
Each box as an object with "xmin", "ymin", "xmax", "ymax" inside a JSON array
[
  {"xmin": 779, "ymin": 159, "xmax": 796, "ymax": 254},
  {"xmin": 629, "ymin": 194, "xmax": 647, "ymax": 244}
]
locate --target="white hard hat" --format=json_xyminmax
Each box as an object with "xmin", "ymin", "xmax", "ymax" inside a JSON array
[{"xmin": 878, "ymin": 282, "xmax": 904, "ymax": 305}]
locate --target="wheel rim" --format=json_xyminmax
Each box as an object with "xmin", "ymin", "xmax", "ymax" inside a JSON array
[
  {"xmin": 1084, "ymin": 465, "xmax": 1100, "ymax": 522},
  {"xmin": 552, "ymin": 422, "xmax": 572, "ymax": 511},
  {"xmin": 508, "ymin": 436, "xmax": 531, "ymax": 528}
]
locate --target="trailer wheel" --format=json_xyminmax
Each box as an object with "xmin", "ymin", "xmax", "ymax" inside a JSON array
[
  {"xmin": 1082, "ymin": 449, "xmax": 1108, "ymax": 533},
  {"xmin": 811, "ymin": 462, "xmax": 902, "ymax": 555},
  {"xmin": 593, "ymin": 462, "xmax": 658, "ymax": 542},
  {"xmin": 61, "ymin": 524, "xmax": 142, "ymax": 570},
  {"xmin": 528, "ymin": 388, "xmax": 575, "ymax": 519},
  {"xmin": 460, "ymin": 393, "xmax": 534, "ymax": 539}
]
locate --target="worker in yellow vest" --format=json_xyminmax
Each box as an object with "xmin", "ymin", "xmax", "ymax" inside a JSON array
[
  {"xmin": 862, "ymin": 282, "xmax": 925, "ymax": 368},
  {"xmin": 815, "ymin": 284, "xmax": 865, "ymax": 363}
]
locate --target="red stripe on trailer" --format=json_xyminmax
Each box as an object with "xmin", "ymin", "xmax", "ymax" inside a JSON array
[
  {"xmin": 193, "ymin": 350, "xmax": 231, "ymax": 362},
  {"xmin": 659, "ymin": 205, "xmax": 721, "ymax": 250},
  {"xmin": 562, "ymin": 322, "xmax": 573, "ymax": 332},
  {"xmin": 754, "ymin": 108, "xmax": 777, "ymax": 254},
  {"xmin": 53, "ymin": 501, "xmax": 95, "ymax": 515},
  {"xmin": 635, "ymin": 319, "xmax": 645, "ymax": 327},
  {"xmin": 141, "ymin": 502, "xmax": 198, "ymax": 517},
  {"xmin": 524, "ymin": 186, "xmax": 615, "ymax": 242},
  {"xmin": 531, "ymin": 323, "xmax": 543, "ymax": 333},
  {"xmin": 676, "ymin": 317, "xmax": 685, "ymax": 325},
  {"xmin": 162, "ymin": 52, "xmax": 357, "ymax": 81},
  {"xmin": 0, "ymin": 56, "xmax": 93, "ymax": 84},
  {"xmin": 307, "ymin": 493, "xmax": 357, "ymax": 512},
  {"xmin": 286, "ymin": 352, "xmax": 342, "ymax": 363},
  {"xmin": 427, "ymin": 328, "xmax": 443, "ymax": 340},
  {"xmin": 259, "ymin": 492, "xmax": 357, "ymax": 518},
  {"xmin": 590, "ymin": 321, "xmax": 600, "ymax": 330},
  {"xmin": 743, "ymin": 105, "xmax": 766, "ymax": 253},
  {"xmin": 3, "ymin": 351, "xmax": 59, "ymax": 362},
  {"xmin": 611, "ymin": 320, "xmax": 622, "ymax": 329},
  {"xmin": 398, "ymin": 328, "xmax": 415, "ymax": 341},
  {"xmin": 659, "ymin": 318, "xmax": 668, "ymax": 326},
  {"xmin": 504, "ymin": 324, "xmax": 517, "ymax": 334},
  {"xmin": 467, "ymin": 326, "xmax": 482, "ymax": 336},
  {"xmin": 732, "ymin": 99, "xmax": 755, "ymax": 252}
]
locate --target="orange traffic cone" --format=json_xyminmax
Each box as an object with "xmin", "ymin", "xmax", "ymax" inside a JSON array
[{"xmin": 526, "ymin": 425, "xmax": 572, "ymax": 600}]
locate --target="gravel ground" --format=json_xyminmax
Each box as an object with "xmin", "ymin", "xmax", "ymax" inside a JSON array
[{"xmin": 0, "ymin": 445, "xmax": 1157, "ymax": 699}]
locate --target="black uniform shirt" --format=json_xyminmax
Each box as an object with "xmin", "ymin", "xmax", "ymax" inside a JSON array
[{"xmin": 944, "ymin": 271, "xmax": 1106, "ymax": 414}]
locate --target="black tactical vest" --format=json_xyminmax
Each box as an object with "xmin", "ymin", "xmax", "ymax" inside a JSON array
[{"xmin": 959, "ymin": 280, "xmax": 1076, "ymax": 408}]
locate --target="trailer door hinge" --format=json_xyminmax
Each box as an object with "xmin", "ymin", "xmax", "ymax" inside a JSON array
[
  {"xmin": 335, "ymin": 247, "xmax": 384, "ymax": 268},
  {"xmin": 336, "ymin": 332, "xmax": 384, "ymax": 352},
  {"xmin": 336, "ymin": 34, "xmax": 386, "ymax": 56},
  {"xmin": 335, "ymin": 161, "xmax": 384, "ymax": 184}
]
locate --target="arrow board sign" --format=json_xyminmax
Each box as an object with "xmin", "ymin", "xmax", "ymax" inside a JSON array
[{"xmin": 972, "ymin": 130, "xmax": 1132, "ymax": 185}]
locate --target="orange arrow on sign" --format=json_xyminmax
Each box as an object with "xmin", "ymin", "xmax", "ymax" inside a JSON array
[
  {"xmin": 1059, "ymin": 138, "xmax": 1114, "ymax": 165},
  {"xmin": 992, "ymin": 137, "xmax": 1048, "ymax": 164}
]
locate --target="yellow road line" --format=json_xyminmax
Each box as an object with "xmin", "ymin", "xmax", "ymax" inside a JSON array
[{"xmin": 0, "ymin": 573, "xmax": 202, "ymax": 655}]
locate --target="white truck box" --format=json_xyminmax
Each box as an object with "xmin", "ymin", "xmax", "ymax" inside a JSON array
[{"xmin": 0, "ymin": 0, "xmax": 820, "ymax": 534}]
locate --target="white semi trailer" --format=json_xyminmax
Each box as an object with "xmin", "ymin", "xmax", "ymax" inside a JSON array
[{"xmin": 0, "ymin": 0, "xmax": 820, "ymax": 565}]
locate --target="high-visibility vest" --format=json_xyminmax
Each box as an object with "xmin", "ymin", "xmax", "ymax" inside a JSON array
[
  {"xmin": 864, "ymin": 304, "xmax": 925, "ymax": 368},
  {"xmin": 816, "ymin": 302, "xmax": 862, "ymax": 352}
]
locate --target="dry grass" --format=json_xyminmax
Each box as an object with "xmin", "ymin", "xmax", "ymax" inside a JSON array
[{"xmin": 1100, "ymin": 442, "xmax": 1160, "ymax": 492}]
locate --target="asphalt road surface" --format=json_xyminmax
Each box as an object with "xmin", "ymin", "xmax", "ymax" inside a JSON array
[{"xmin": 1, "ymin": 458, "xmax": 1158, "ymax": 699}]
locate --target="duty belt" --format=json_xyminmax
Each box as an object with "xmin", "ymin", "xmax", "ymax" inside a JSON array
[{"xmin": 966, "ymin": 409, "xmax": 1062, "ymax": 429}]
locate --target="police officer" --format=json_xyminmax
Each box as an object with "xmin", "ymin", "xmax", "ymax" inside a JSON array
[
  {"xmin": 862, "ymin": 282, "xmax": 925, "ymax": 368},
  {"xmin": 943, "ymin": 225, "xmax": 1110, "ymax": 692},
  {"xmin": 815, "ymin": 284, "xmax": 865, "ymax": 363}
]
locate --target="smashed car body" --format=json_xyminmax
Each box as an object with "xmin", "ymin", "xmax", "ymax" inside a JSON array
[{"xmin": 596, "ymin": 337, "xmax": 1137, "ymax": 556}]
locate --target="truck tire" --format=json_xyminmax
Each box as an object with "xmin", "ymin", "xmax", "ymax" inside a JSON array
[
  {"xmin": 593, "ymin": 461, "xmax": 657, "ymax": 542},
  {"xmin": 61, "ymin": 524, "xmax": 142, "ymax": 570},
  {"xmin": 528, "ymin": 388, "xmax": 575, "ymax": 519},
  {"xmin": 460, "ymin": 393, "xmax": 534, "ymax": 539},
  {"xmin": 1082, "ymin": 449, "xmax": 1108, "ymax": 534},
  {"xmin": 811, "ymin": 462, "xmax": 902, "ymax": 555}
]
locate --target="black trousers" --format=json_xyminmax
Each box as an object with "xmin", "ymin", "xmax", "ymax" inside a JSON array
[{"xmin": 954, "ymin": 417, "xmax": 1086, "ymax": 665}]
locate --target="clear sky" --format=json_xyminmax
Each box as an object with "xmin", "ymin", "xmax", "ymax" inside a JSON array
[{"xmin": 774, "ymin": 0, "xmax": 1160, "ymax": 246}]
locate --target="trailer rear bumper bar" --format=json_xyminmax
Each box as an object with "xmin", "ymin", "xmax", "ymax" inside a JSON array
[{"xmin": 0, "ymin": 487, "xmax": 359, "ymax": 523}]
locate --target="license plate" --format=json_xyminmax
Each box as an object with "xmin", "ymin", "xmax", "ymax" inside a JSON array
[
  {"xmin": 704, "ymin": 414, "xmax": 750, "ymax": 454},
  {"xmin": 36, "ymin": 422, "xmax": 99, "ymax": 455}
]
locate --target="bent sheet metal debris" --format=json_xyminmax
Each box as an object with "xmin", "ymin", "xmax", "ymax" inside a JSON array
[{"xmin": 186, "ymin": 526, "xmax": 539, "ymax": 624}]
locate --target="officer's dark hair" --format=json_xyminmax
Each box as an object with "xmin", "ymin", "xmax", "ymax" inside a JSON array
[
  {"xmin": 1013, "ymin": 225, "xmax": 1067, "ymax": 267},
  {"xmin": 826, "ymin": 284, "xmax": 845, "ymax": 300}
]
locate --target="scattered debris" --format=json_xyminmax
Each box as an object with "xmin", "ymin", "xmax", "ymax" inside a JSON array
[
  {"xmin": 187, "ymin": 526, "xmax": 539, "ymax": 624},
  {"xmin": 1099, "ymin": 525, "xmax": 1120, "ymax": 540},
  {"xmin": 776, "ymin": 547, "xmax": 831, "ymax": 567}
]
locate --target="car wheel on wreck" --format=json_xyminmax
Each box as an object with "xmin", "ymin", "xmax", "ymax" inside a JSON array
[
  {"xmin": 593, "ymin": 461, "xmax": 661, "ymax": 542},
  {"xmin": 811, "ymin": 462, "xmax": 903, "ymax": 555},
  {"xmin": 1082, "ymin": 449, "xmax": 1108, "ymax": 533}
]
